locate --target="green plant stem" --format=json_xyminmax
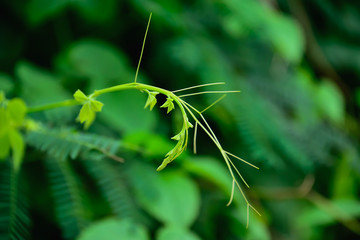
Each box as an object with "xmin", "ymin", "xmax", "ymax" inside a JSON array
[
  {"xmin": 25, "ymin": 81, "xmax": 258, "ymax": 226},
  {"xmin": 28, "ymin": 83, "xmax": 188, "ymax": 119},
  {"xmin": 27, "ymin": 99, "xmax": 79, "ymax": 113},
  {"xmin": 134, "ymin": 13, "xmax": 152, "ymax": 83},
  {"xmin": 92, "ymin": 83, "xmax": 188, "ymax": 118}
]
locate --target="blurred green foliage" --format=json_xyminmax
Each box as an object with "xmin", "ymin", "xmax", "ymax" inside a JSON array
[{"xmin": 1, "ymin": 0, "xmax": 360, "ymax": 239}]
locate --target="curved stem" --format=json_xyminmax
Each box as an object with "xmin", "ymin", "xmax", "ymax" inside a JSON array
[
  {"xmin": 28, "ymin": 83, "xmax": 189, "ymax": 122},
  {"xmin": 25, "ymin": 81, "xmax": 259, "ymax": 227},
  {"xmin": 134, "ymin": 13, "xmax": 152, "ymax": 83},
  {"xmin": 27, "ymin": 99, "xmax": 79, "ymax": 113},
  {"xmin": 92, "ymin": 83, "xmax": 188, "ymax": 121}
]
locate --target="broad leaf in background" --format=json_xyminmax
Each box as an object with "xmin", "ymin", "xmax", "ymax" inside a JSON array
[
  {"xmin": 16, "ymin": 61, "xmax": 74, "ymax": 122},
  {"xmin": 297, "ymin": 199, "xmax": 360, "ymax": 227},
  {"xmin": 129, "ymin": 162, "xmax": 200, "ymax": 227},
  {"xmin": 156, "ymin": 226, "xmax": 201, "ymax": 240},
  {"xmin": 184, "ymin": 157, "xmax": 270, "ymax": 240},
  {"xmin": 222, "ymin": 0, "xmax": 304, "ymax": 63},
  {"xmin": 1, "ymin": 0, "xmax": 360, "ymax": 239},
  {"xmin": 296, "ymin": 71, "xmax": 345, "ymax": 125},
  {"xmin": 57, "ymin": 40, "xmax": 130, "ymax": 81},
  {"xmin": 316, "ymin": 80, "xmax": 345, "ymax": 124},
  {"xmin": 265, "ymin": 13, "xmax": 304, "ymax": 63},
  {"xmin": 182, "ymin": 156, "xmax": 232, "ymax": 194},
  {"xmin": 57, "ymin": 40, "xmax": 157, "ymax": 133},
  {"xmin": 332, "ymin": 155, "xmax": 358, "ymax": 200},
  {"xmin": 0, "ymin": 74, "xmax": 14, "ymax": 94},
  {"xmin": 77, "ymin": 218, "xmax": 149, "ymax": 240},
  {"xmin": 124, "ymin": 132, "xmax": 174, "ymax": 158}
]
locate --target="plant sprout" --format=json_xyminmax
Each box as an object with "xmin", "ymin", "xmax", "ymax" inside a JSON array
[{"xmin": 26, "ymin": 12, "xmax": 260, "ymax": 227}]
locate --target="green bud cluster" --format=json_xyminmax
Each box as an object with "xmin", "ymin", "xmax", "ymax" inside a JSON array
[
  {"xmin": 73, "ymin": 90, "xmax": 104, "ymax": 129},
  {"xmin": 142, "ymin": 89, "xmax": 193, "ymax": 170},
  {"xmin": 144, "ymin": 91, "xmax": 159, "ymax": 111}
]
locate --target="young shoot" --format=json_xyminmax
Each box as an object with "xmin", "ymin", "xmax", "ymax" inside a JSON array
[{"xmin": 26, "ymin": 12, "xmax": 260, "ymax": 227}]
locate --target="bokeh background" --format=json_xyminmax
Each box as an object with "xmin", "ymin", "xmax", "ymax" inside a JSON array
[{"xmin": 1, "ymin": 0, "xmax": 360, "ymax": 239}]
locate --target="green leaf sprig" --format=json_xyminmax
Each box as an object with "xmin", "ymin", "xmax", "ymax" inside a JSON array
[
  {"xmin": 144, "ymin": 91, "xmax": 159, "ymax": 111},
  {"xmin": 26, "ymin": 12, "xmax": 260, "ymax": 227},
  {"xmin": 73, "ymin": 90, "xmax": 104, "ymax": 129}
]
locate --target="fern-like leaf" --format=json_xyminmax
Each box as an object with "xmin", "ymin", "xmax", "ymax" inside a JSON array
[
  {"xmin": 0, "ymin": 160, "xmax": 30, "ymax": 240},
  {"xmin": 46, "ymin": 158, "xmax": 89, "ymax": 239},
  {"xmin": 227, "ymin": 87, "xmax": 311, "ymax": 170},
  {"xmin": 83, "ymin": 157, "xmax": 144, "ymax": 222},
  {"xmin": 26, "ymin": 127, "xmax": 122, "ymax": 161}
]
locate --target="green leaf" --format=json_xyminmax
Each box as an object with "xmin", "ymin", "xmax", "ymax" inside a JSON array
[
  {"xmin": 316, "ymin": 80, "xmax": 344, "ymax": 124},
  {"xmin": 266, "ymin": 14, "xmax": 304, "ymax": 63},
  {"xmin": 186, "ymin": 119, "xmax": 193, "ymax": 129},
  {"xmin": 144, "ymin": 91, "xmax": 159, "ymax": 111},
  {"xmin": 76, "ymin": 97, "xmax": 103, "ymax": 129},
  {"xmin": 16, "ymin": 61, "xmax": 73, "ymax": 122},
  {"xmin": 78, "ymin": 104, "xmax": 96, "ymax": 129},
  {"xmin": 0, "ymin": 161, "xmax": 31, "ymax": 240},
  {"xmin": 7, "ymin": 98, "xmax": 27, "ymax": 127},
  {"xmin": 156, "ymin": 226, "xmax": 201, "ymax": 240},
  {"xmin": 58, "ymin": 40, "xmax": 130, "ymax": 80},
  {"xmin": 298, "ymin": 199, "xmax": 360, "ymax": 227},
  {"xmin": 8, "ymin": 129, "xmax": 24, "ymax": 171},
  {"xmin": 183, "ymin": 156, "xmax": 232, "ymax": 194},
  {"xmin": 0, "ymin": 133, "xmax": 10, "ymax": 160},
  {"xmin": 74, "ymin": 89, "xmax": 103, "ymax": 129},
  {"xmin": 83, "ymin": 160, "xmax": 142, "ymax": 220},
  {"xmin": 74, "ymin": 90, "xmax": 89, "ymax": 103},
  {"xmin": 129, "ymin": 163, "xmax": 200, "ymax": 227},
  {"xmin": 26, "ymin": 127, "xmax": 121, "ymax": 161},
  {"xmin": 77, "ymin": 218, "xmax": 149, "ymax": 240},
  {"xmin": 0, "ymin": 74, "xmax": 14, "ymax": 94},
  {"xmin": 124, "ymin": 132, "xmax": 174, "ymax": 158},
  {"xmin": 223, "ymin": 0, "xmax": 304, "ymax": 63},
  {"xmin": 58, "ymin": 41, "xmax": 157, "ymax": 133},
  {"xmin": 171, "ymin": 132, "xmax": 182, "ymax": 141},
  {"xmin": 0, "ymin": 91, "xmax": 4, "ymax": 103},
  {"xmin": 0, "ymin": 108, "xmax": 9, "ymax": 136},
  {"xmin": 46, "ymin": 158, "xmax": 90, "ymax": 239},
  {"xmin": 17, "ymin": 62, "xmax": 70, "ymax": 104},
  {"xmin": 332, "ymin": 155, "xmax": 358, "ymax": 199},
  {"xmin": 89, "ymin": 100, "xmax": 104, "ymax": 112},
  {"xmin": 160, "ymin": 97, "xmax": 175, "ymax": 114},
  {"xmin": 99, "ymin": 91, "xmax": 157, "ymax": 134}
]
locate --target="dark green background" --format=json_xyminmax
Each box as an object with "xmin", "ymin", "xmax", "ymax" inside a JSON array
[{"xmin": 1, "ymin": 0, "xmax": 360, "ymax": 239}]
